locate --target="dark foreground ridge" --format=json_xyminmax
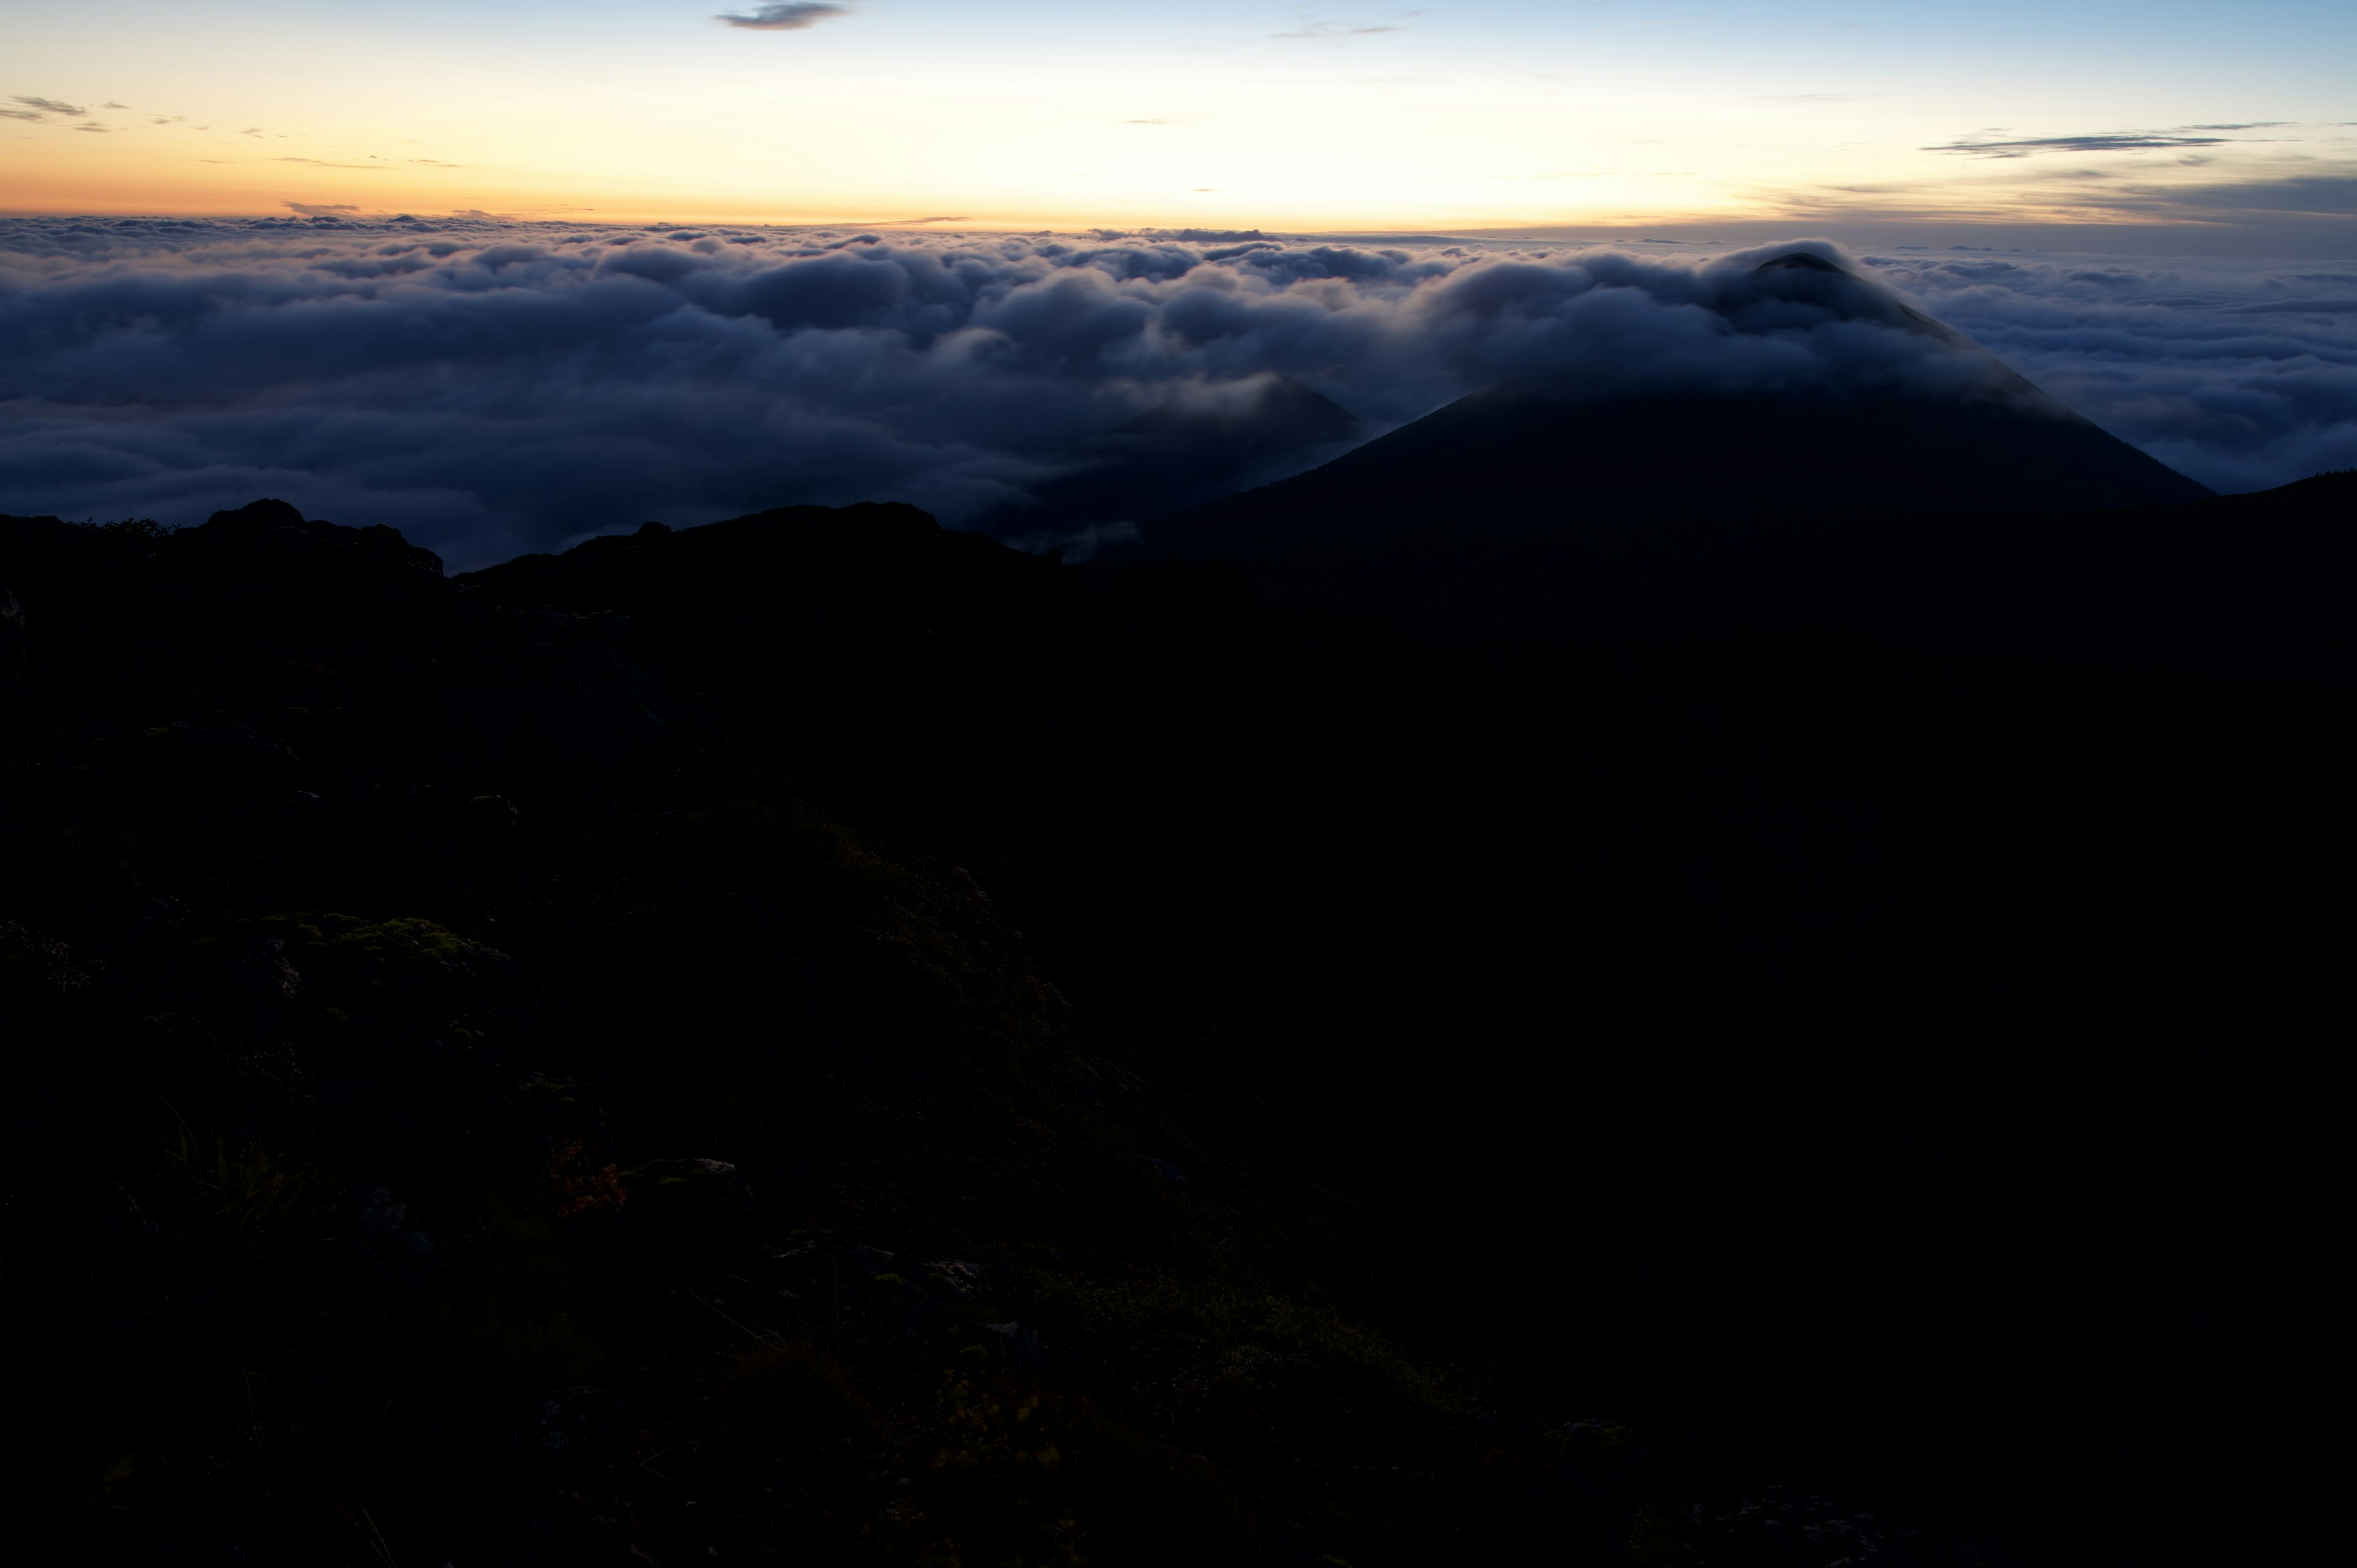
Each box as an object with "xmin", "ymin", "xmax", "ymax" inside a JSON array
[{"xmin": 4, "ymin": 481, "xmax": 2350, "ymax": 1566}]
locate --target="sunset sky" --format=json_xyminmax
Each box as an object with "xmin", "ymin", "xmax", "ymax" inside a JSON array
[{"xmin": 6, "ymin": 0, "xmax": 2354, "ymax": 242}]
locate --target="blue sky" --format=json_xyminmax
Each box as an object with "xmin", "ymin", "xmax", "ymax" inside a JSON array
[{"xmin": 4, "ymin": 1, "xmax": 2353, "ymax": 244}]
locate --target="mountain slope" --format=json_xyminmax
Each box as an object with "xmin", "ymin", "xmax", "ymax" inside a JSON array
[
  {"xmin": 1757, "ymin": 466, "xmax": 2357, "ymax": 681},
  {"xmin": 1121, "ymin": 256, "xmax": 2211, "ymax": 637},
  {"xmin": 9, "ymin": 475, "xmax": 2348, "ymax": 1566},
  {"xmin": 977, "ymin": 374, "xmax": 1365, "ymax": 546}
]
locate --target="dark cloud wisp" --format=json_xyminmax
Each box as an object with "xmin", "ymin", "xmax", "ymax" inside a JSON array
[
  {"xmin": 1927, "ymin": 132, "xmax": 2233, "ymax": 158},
  {"xmin": 1274, "ymin": 22, "xmax": 1406, "ymax": 38},
  {"xmin": 716, "ymin": 2, "xmax": 849, "ymax": 29}
]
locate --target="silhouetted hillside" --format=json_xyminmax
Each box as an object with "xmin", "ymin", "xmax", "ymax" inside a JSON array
[
  {"xmin": 0, "ymin": 500, "xmax": 1679, "ymax": 1568},
  {"xmin": 4, "ymin": 480, "xmax": 2347, "ymax": 1567},
  {"xmin": 1762, "ymin": 468, "xmax": 2357, "ymax": 679}
]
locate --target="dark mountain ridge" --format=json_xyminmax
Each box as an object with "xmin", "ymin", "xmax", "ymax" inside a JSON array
[{"xmin": 4, "ymin": 476, "xmax": 2347, "ymax": 1564}]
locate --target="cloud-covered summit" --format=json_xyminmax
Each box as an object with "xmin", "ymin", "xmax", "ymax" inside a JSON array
[{"xmin": 1, "ymin": 217, "xmax": 2348, "ymax": 568}]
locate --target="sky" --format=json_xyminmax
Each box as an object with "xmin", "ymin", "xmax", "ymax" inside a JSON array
[
  {"xmin": 5, "ymin": 1, "xmax": 2356, "ymax": 249},
  {"xmin": 5, "ymin": 6, "xmax": 2353, "ymax": 558}
]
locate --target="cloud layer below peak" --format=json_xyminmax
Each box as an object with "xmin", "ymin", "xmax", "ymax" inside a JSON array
[{"xmin": 1, "ymin": 218, "xmax": 2350, "ymax": 568}]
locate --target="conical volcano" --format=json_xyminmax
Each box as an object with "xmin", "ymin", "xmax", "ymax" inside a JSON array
[{"xmin": 1116, "ymin": 252, "xmax": 2210, "ymax": 638}]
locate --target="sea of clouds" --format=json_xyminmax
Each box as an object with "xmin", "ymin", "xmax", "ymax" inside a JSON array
[{"xmin": 2, "ymin": 215, "xmax": 2351, "ymax": 568}]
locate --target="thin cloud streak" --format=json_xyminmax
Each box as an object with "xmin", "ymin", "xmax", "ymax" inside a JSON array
[
  {"xmin": 716, "ymin": 2, "xmax": 850, "ymax": 29},
  {"xmin": 1782, "ymin": 166, "xmax": 2357, "ymax": 231},
  {"xmin": 1928, "ymin": 133, "xmax": 2235, "ymax": 158}
]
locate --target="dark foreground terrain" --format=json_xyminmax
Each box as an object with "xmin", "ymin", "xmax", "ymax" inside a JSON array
[{"xmin": 4, "ymin": 481, "xmax": 2350, "ymax": 1566}]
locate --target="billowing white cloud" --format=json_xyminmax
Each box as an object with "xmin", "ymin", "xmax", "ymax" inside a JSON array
[{"xmin": 0, "ymin": 217, "xmax": 2347, "ymax": 568}]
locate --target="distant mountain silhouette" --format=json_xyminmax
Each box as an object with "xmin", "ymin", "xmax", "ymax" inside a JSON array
[
  {"xmin": 1117, "ymin": 253, "xmax": 2212, "ymax": 636},
  {"xmin": 976, "ymin": 374, "xmax": 1363, "ymax": 547}
]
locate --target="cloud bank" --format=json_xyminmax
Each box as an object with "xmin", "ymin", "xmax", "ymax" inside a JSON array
[
  {"xmin": 1, "ymin": 217, "xmax": 2350, "ymax": 567},
  {"xmin": 1860, "ymin": 252, "xmax": 2357, "ymax": 495}
]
